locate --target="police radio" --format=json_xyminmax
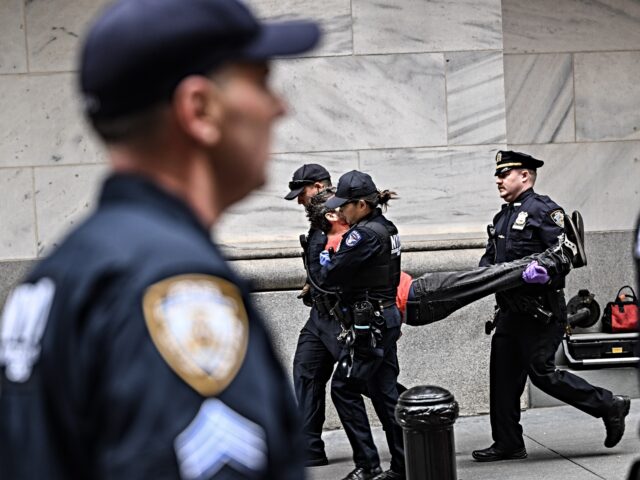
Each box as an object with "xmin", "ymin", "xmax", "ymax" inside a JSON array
[{"xmin": 352, "ymin": 300, "xmax": 374, "ymax": 338}]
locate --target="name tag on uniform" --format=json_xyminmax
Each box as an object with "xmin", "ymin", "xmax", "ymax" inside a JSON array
[{"xmin": 512, "ymin": 211, "xmax": 528, "ymax": 231}]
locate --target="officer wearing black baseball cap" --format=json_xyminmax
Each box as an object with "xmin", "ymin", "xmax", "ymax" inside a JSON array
[
  {"xmin": 80, "ymin": 0, "xmax": 320, "ymax": 120},
  {"xmin": 286, "ymin": 162, "xmax": 336, "ymax": 467},
  {"xmin": 284, "ymin": 163, "xmax": 331, "ymax": 204},
  {"xmin": 0, "ymin": 1, "xmax": 321, "ymax": 479},
  {"xmin": 319, "ymin": 170, "xmax": 405, "ymax": 480},
  {"xmin": 325, "ymin": 170, "xmax": 378, "ymax": 209}
]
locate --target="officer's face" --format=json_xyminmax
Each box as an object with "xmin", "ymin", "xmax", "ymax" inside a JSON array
[
  {"xmin": 297, "ymin": 183, "xmax": 322, "ymax": 206},
  {"xmin": 495, "ymin": 168, "xmax": 527, "ymax": 203},
  {"xmin": 340, "ymin": 200, "xmax": 368, "ymax": 226},
  {"xmin": 212, "ymin": 62, "xmax": 287, "ymax": 205}
]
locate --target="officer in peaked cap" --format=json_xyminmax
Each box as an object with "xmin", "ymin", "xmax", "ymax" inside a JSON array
[
  {"xmin": 0, "ymin": 0, "xmax": 320, "ymax": 478},
  {"xmin": 494, "ymin": 150, "xmax": 544, "ymax": 175},
  {"xmin": 284, "ymin": 163, "xmax": 331, "ymax": 205},
  {"xmin": 472, "ymin": 150, "xmax": 630, "ymax": 463}
]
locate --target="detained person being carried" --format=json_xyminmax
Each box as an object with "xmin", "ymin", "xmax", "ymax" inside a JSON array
[
  {"xmin": 304, "ymin": 185, "xmax": 587, "ymax": 329},
  {"xmin": 404, "ymin": 213, "xmax": 586, "ymax": 326}
]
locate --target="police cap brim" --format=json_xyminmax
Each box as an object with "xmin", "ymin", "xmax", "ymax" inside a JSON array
[
  {"xmin": 325, "ymin": 195, "xmax": 349, "ymax": 209},
  {"xmin": 284, "ymin": 186, "xmax": 306, "ymax": 200}
]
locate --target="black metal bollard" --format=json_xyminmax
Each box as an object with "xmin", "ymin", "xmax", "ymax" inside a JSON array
[{"xmin": 395, "ymin": 385, "xmax": 459, "ymax": 480}]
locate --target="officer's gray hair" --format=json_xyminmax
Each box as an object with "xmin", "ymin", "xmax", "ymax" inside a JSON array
[{"xmin": 526, "ymin": 169, "xmax": 537, "ymax": 186}]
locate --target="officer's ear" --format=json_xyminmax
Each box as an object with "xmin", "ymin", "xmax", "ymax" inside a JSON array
[{"xmin": 172, "ymin": 75, "xmax": 224, "ymax": 146}]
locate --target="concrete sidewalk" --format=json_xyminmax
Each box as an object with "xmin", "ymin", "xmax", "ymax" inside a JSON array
[{"xmin": 307, "ymin": 399, "xmax": 640, "ymax": 480}]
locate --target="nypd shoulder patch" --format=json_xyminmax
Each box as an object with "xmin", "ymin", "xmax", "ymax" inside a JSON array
[
  {"xmin": 143, "ymin": 274, "xmax": 249, "ymax": 396},
  {"xmin": 550, "ymin": 209, "xmax": 565, "ymax": 228},
  {"xmin": 344, "ymin": 230, "xmax": 362, "ymax": 248},
  {"xmin": 175, "ymin": 398, "xmax": 267, "ymax": 479}
]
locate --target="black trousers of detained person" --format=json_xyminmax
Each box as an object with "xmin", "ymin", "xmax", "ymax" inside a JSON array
[{"xmin": 407, "ymin": 254, "xmax": 549, "ymax": 326}]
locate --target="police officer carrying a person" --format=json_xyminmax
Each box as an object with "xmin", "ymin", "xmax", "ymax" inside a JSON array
[
  {"xmin": 319, "ymin": 170, "xmax": 405, "ymax": 480},
  {"xmin": 284, "ymin": 163, "xmax": 340, "ymax": 467},
  {"xmin": 0, "ymin": 0, "xmax": 321, "ymax": 478},
  {"xmin": 471, "ymin": 150, "xmax": 631, "ymax": 462}
]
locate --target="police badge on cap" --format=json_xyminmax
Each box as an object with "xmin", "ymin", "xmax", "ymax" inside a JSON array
[{"xmin": 495, "ymin": 150, "xmax": 544, "ymax": 176}]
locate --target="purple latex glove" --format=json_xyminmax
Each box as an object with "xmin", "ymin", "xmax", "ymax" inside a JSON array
[{"xmin": 522, "ymin": 260, "xmax": 550, "ymax": 284}]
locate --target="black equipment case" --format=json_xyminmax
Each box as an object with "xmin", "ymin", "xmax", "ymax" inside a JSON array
[{"xmin": 562, "ymin": 332, "xmax": 639, "ymax": 368}]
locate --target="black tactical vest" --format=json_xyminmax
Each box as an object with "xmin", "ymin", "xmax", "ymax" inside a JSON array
[{"xmin": 347, "ymin": 213, "xmax": 401, "ymax": 303}]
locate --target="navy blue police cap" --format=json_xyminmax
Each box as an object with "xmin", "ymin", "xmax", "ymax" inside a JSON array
[
  {"xmin": 325, "ymin": 170, "xmax": 378, "ymax": 209},
  {"xmin": 80, "ymin": 0, "xmax": 321, "ymax": 119},
  {"xmin": 494, "ymin": 150, "xmax": 544, "ymax": 176},
  {"xmin": 284, "ymin": 164, "xmax": 331, "ymax": 200}
]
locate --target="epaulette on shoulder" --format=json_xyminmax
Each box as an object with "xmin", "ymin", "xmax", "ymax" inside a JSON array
[{"xmin": 531, "ymin": 193, "xmax": 562, "ymax": 213}]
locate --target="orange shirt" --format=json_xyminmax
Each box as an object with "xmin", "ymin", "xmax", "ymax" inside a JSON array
[
  {"xmin": 325, "ymin": 234, "xmax": 342, "ymax": 253},
  {"xmin": 396, "ymin": 271, "xmax": 413, "ymax": 316}
]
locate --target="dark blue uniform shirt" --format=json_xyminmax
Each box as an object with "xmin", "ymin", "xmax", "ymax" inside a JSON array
[
  {"xmin": 480, "ymin": 187, "xmax": 566, "ymax": 304},
  {"xmin": 0, "ymin": 174, "xmax": 302, "ymax": 479}
]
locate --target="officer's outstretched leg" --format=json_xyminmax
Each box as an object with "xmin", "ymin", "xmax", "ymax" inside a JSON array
[
  {"xmin": 405, "ymin": 218, "xmax": 585, "ymax": 326},
  {"xmin": 523, "ymin": 319, "xmax": 630, "ymax": 448}
]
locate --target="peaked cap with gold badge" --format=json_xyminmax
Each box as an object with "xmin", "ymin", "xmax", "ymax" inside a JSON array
[{"xmin": 494, "ymin": 150, "xmax": 544, "ymax": 176}]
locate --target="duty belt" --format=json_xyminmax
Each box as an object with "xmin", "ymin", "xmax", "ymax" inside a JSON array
[{"xmin": 375, "ymin": 299, "xmax": 396, "ymax": 311}]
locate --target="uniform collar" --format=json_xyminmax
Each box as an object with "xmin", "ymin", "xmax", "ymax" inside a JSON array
[
  {"xmin": 99, "ymin": 173, "xmax": 211, "ymax": 239},
  {"xmin": 508, "ymin": 188, "xmax": 534, "ymax": 207}
]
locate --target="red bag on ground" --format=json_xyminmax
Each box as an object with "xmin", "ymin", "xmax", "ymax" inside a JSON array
[{"xmin": 601, "ymin": 286, "xmax": 639, "ymax": 333}]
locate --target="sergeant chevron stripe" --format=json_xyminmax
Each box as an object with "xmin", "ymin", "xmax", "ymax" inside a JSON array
[{"xmin": 175, "ymin": 398, "xmax": 267, "ymax": 479}]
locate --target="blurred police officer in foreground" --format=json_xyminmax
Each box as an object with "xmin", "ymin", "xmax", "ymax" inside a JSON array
[
  {"xmin": 472, "ymin": 151, "xmax": 630, "ymax": 462},
  {"xmin": 320, "ymin": 170, "xmax": 404, "ymax": 480},
  {"xmin": 0, "ymin": 0, "xmax": 320, "ymax": 478},
  {"xmin": 284, "ymin": 164, "xmax": 339, "ymax": 467}
]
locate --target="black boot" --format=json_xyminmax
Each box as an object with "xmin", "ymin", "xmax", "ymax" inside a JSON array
[
  {"xmin": 534, "ymin": 211, "xmax": 587, "ymax": 276},
  {"xmin": 603, "ymin": 395, "xmax": 630, "ymax": 448},
  {"xmin": 342, "ymin": 466, "xmax": 383, "ymax": 480},
  {"xmin": 472, "ymin": 445, "xmax": 528, "ymax": 462},
  {"xmin": 372, "ymin": 468, "xmax": 405, "ymax": 479},
  {"xmin": 564, "ymin": 211, "xmax": 587, "ymax": 267}
]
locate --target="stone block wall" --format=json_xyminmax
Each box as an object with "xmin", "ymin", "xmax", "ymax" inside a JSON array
[{"xmin": 1, "ymin": 0, "xmax": 639, "ymax": 423}]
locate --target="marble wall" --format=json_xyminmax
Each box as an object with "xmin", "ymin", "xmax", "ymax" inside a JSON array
[
  {"xmin": 1, "ymin": 0, "xmax": 638, "ymax": 260},
  {"xmin": 502, "ymin": 0, "xmax": 640, "ymax": 234}
]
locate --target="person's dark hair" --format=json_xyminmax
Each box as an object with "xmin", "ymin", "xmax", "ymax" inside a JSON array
[
  {"xmin": 361, "ymin": 189, "xmax": 398, "ymax": 211},
  {"xmin": 89, "ymin": 68, "xmax": 227, "ymax": 144},
  {"xmin": 89, "ymin": 103, "xmax": 169, "ymax": 144},
  {"xmin": 306, "ymin": 187, "xmax": 336, "ymax": 233}
]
